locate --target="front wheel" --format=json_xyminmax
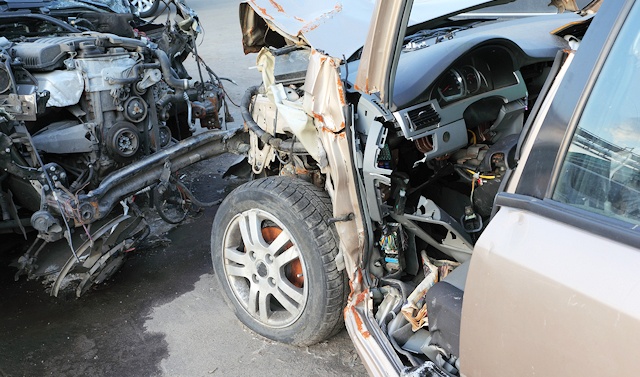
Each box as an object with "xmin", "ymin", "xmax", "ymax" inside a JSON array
[{"xmin": 211, "ymin": 177, "xmax": 347, "ymax": 346}]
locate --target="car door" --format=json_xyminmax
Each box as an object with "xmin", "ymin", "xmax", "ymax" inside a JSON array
[{"xmin": 459, "ymin": 1, "xmax": 640, "ymax": 376}]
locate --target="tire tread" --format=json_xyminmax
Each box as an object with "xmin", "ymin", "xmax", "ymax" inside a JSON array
[{"xmin": 213, "ymin": 177, "xmax": 349, "ymax": 346}]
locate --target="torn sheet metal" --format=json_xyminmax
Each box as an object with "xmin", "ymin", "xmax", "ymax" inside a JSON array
[{"xmin": 241, "ymin": 0, "xmax": 375, "ymax": 58}]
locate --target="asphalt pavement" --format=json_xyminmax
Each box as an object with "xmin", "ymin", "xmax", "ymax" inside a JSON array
[{"xmin": 0, "ymin": 1, "xmax": 367, "ymax": 376}]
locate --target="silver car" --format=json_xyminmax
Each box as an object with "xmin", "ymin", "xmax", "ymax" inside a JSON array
[{"xmin": 212, "ymin": 0, "xmax": 640, "ymax": 375}]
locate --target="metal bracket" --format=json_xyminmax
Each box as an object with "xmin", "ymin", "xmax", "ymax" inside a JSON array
[
  {"xmin": 157, "ymin": 159, "xmax": 172, "ymax": 194},
  {"xmin": 328, "ymin": 212, "xmax": 354, "ymax": 224}
]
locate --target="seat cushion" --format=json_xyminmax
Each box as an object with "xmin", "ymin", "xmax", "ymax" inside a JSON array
[
  {"xmin": 425, "ymin": 262, "xmax": 468, "ymax": 357},
  {"xmin": 426, "ymin": 281, "xmax": 463, "ymax": 356}
]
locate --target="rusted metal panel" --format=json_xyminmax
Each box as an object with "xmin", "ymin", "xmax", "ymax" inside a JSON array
[
  {"xmin": 241, "ymin": 0, "xmax": 375, "ymax": 58},
  {"xmin": 302, "ymin": 49, "xmax": 364, "ymax": 276}
]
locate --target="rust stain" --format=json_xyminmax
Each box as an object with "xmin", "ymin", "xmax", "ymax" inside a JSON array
[
  {"xmin": 294, "ymin": 16, "xmax": 305, "ymax": 22},
  {"xmin": 250, "ymin": 0, "xmax": 274, "ymax": 20},
  {"xmin": 300, "ymin": 3, "xmax": 343, "ymax": 34},
  {"xmin": 336, "ymin": 77, "xmax": 346, "ymax": 105},
  {"xmin": 345, "ymin": 269, "xmax": 360, "ymax": 303},
  {"xmin": 313, "ymin": 113, "xmax": 325, "ymax": 123},
  {"xmin": 268, "ymin": 0, "xmax": 284, "ymax": 13},
  {"xmin": 351, "ymin": 306, "xmax": 371, "ymax": 338},
  {"xmin": 354, "ymin": 290, "xmax": 368, "ymax": 305}
]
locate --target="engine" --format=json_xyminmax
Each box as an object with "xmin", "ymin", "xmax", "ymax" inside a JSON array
[
  {"xmin": 0, "ymin": 16, "xmax": 233, "ymax": 296},
  {"xmin": 3, "ymin": 34, "xmax": 202, "ymax": 187}
]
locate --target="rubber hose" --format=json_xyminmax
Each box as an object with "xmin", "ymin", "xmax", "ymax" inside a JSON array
[
  {"xmin": 173, "ymin": 179, "xmax": 222, "ymax": 207},
  {"xmin": 154, "ymin": 49, "xmax": 190, "ymax": 90}
]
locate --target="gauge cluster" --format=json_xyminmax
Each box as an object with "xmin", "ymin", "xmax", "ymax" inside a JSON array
[
  {"xmin": 435, "ymin": 63, "xmax": 489, "ymax": 103},
  {"xmin": 426, "ymin": 46, "xmax": 521, "ymax": 106}
]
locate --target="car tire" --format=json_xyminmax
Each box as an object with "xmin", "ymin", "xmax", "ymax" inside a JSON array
[
  {"xmin": 130, "ymin": 0, "xmax": 160, "ymax": 18},
  {"xmin": 211, "ymin": 177, "xmax": 347, "ymax": 346}
]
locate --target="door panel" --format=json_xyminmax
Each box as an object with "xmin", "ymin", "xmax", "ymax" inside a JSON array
[{"xmin": 460, "ymin": 206, "xmax": 640, "ymax": 376}]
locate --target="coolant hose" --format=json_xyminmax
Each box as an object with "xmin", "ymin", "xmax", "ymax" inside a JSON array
[
  {"xmin": 241, "ymin": 85, "xmax": 270, "ymax": 142},
  {"xmin": 173, "ymin": 179, "xmax": 222, "ymax": 207},
  {"xmin": 157, "ymin": 91, "xmax": 185, "ymax": 108},
  {"xmin": 154, "ymin": 49, "xmax": 190, "ymax": 91}
]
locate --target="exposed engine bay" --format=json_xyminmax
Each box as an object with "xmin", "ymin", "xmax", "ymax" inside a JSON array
[
  {"xmin": 240, "ymin": 9, "xmax": 591, "ymax": 374},
  {"xmin": 0, "ymin": 0, "xmax": 240, "ymax": 297}
]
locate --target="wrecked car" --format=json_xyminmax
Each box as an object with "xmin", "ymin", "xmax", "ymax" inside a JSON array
[
  {"xmin": 212, "ymin": 0, "xmax": 640, "ymax": 376},
  {"xmin": 0, "ymin": 0, "xmax": 239, "ymax": 297}
]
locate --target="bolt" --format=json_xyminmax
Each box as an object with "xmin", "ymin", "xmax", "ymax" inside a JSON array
[{"xmin": 49, "ymin": 166, "xmax": 56, "ymax": 172}]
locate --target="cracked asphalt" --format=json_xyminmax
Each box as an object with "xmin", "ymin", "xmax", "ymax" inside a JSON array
[{"xmin": 0, "ymin": 1, "xmax": 367, "ymax": 376}]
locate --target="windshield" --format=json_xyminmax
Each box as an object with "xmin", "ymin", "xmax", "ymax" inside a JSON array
[
  {"xmin": 48, "ymin": 0, "xmax": 130, "ymax": 13},
  {"xmin": 410, "ymin": 0, "xmax": 593, "ymax": 22},
  {"xmin": 467, "ymin": 0, "xmax": 593, "ymax": 14}
]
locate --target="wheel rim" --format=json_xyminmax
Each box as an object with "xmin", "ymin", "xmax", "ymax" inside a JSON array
[
  {"xmin": 222, "ymin": 209, "xmax": 308, "ymax": 328},
  {"xmin": 130, "ymin": 0, "xmax": 155, "ymax": 13}
]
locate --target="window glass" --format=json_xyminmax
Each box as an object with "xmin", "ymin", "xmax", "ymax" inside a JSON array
[{"xmin": 553, "ymin": 4, "xmax": 640, "ymax": 226}]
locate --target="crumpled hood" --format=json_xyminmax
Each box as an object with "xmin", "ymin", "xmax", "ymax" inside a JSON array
[
  {"xmin": 240, "ymin": 0, "xmax": 513, "ymax": 58},
  {"xmin": 240, "ymin": 0, "xmax": 374, "ymax": 58}
]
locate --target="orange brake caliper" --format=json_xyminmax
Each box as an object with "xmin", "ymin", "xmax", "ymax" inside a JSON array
[{"xmin": 261, "ymin": 226, "xmax": 304, "ymax": 288}]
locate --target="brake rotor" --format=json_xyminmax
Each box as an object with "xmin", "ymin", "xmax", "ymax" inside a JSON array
[{"xmin": 262, "ymin": 226, "xmax": 304, "ymax": 288}]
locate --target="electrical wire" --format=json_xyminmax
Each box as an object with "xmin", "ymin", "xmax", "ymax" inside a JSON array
[
  {"xmin": 464, "ymin": 168, "xmax": 496, "ymax": 180},
  {"xmin": 21, "ymin": 128, "xmax": 80, "ymax": 263}
]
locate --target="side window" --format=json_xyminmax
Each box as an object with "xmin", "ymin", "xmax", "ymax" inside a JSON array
[{"xmin": 553, "ymin": 4, "xmax": 640, "ymax": 226}]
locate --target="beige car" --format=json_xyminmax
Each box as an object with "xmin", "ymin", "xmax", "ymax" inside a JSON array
[{"xmin": 212, "ymin": 0, "xmax": 640, "ymax": 376}]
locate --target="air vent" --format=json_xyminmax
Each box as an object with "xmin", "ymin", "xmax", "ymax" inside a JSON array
[{"xmin": 407, "ymin": 104, "xmax": 440, "ymax": 131}]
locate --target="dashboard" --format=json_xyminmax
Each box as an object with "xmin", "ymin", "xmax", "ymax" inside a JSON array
[
  {"xmin": 391, "ymin": 44, "xmax": 529, "ymax": 161},
  {"xmin": 429, "ymin": 45, "xmax": 519, "ymax": 106}
]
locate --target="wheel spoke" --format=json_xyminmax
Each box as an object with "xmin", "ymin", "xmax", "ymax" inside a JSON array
[
  {"xmin": 277, "ymin": 279, "xmax": 304, "ymax": 306},
  {"xmin": 273, "ymin": 289, "xmax": 300, "ymax": 315},
  {"xmin": 258, "ymin": 290, "xmax": 270, "ymax": 322},
  {"xmin": 225, "ymin": 264, "xmax": 252, "ymax": 279},
  {"xmin": 247, "ymin": 281, "xmax": 259, "ymax": 316},
  {"xmin": 224, "ymin": 247, "xmax": 249, "ymax": 265},
  {"xmin": 238, "ymin": 211, "xmax": 265, "ymax": 249},
  {"xmin": 267, "ymin": 231, "xmax": 292, "ymax": 254},
  {"xmin": 274, "ymin": 246, "xmax": 299, "ymax": 269}
]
